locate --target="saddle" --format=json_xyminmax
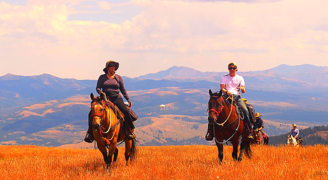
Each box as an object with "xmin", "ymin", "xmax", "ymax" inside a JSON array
[{"xmin": 105, "ymin": 99, "xmax": 138, "ymax": 122}]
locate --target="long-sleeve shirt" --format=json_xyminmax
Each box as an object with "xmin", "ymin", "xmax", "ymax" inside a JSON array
[
  {"xmin": 253, "ymin": 118, "xmax": 264, "ymax": 129},
  {"xmin": 96, "ymin": 74, "xmax": 130, "ymax": 101},
  {"xmin": 291, "ymin": 129, "xmax": 299, "ymax": 137}
]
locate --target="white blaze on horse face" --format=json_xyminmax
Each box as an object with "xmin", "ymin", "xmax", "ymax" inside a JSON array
[{"xmin": 92, "ymin": 103, "xmax": 104, "ymax": 126}]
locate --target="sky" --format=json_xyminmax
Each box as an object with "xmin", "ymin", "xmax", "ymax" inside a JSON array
[{"xmin": 1, "ymin": 0, "xmax": 328, "ymax": 80}]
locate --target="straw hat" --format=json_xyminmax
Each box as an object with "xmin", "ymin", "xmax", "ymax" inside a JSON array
[
  {"xmin": 103, "ymin": 60, "xmax": 119, "ymax": 73},
  {"xmin": 255, "ymin": 112, "xmax": 262, "ymax": 118},
  {"xmin": 292, "ymin": 124, "xmax": 297, "ymax": 127}
]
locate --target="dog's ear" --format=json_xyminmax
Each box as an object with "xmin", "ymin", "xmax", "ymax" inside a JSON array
[
  {"xmin": 209, "ymin": 89, "xmax": 213, "ymax": 96},
  {"xmin": 90, "ymin": 93, "xmax": 95, "ymax": 101}
]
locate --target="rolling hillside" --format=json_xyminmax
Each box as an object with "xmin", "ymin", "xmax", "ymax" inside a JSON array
[{"xmin": 1, "ymin": 64, "xmax": 328, "ymax": 147}]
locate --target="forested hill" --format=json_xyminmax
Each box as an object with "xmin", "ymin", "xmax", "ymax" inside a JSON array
[{"xmin": 269, "ymin": 125, "xmax": 328, "ymax": 146}]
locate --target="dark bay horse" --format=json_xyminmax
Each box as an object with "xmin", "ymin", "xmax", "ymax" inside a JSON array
[
  {"xmin": 208, "ymin": 89, "xmax": 251, "ymax": 162},
  {"xmin": 90, "ymin": 93, "xmax": 137, "ymax": 169}
]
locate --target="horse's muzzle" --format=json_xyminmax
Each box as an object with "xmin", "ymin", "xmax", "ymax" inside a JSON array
[{"xmin": 93, "ymin": 124, "xmax": 100, "ymax": 130}]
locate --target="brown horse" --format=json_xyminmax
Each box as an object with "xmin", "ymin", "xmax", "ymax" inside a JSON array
[
  {"xmin": 208, "ymin": 89, "xmax": 251, "ymax": 162},
  {"xmin": 251, "ymin": 129, "xmax": 264, "ymax": 145},
  {"xmin": 90, "ymin": 93, "xmax": 137, "ymax": 169}
]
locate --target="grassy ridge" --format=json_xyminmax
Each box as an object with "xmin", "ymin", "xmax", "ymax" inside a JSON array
[{"xmin": 0, "ymin": 145, "xmax": 328, "ymax": 180}]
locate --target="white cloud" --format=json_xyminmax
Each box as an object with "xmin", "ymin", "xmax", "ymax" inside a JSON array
[{"xmin": 1, "ymin": 0, "xmax": 328, "ymax": 79}]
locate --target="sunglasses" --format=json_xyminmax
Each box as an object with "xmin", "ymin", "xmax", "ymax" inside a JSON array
[
  {"xmin": 108, "ymin": 63, "xmax": 115, "ymax": 67},
  {"xmin": 228, "ymin": 67, "xmax": 237, "ymax": 70}
]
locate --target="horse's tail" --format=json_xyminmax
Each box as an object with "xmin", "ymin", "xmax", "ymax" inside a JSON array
[
  {"xmin": 130, "ymin": 138, "xmax": 138, "ymax": 160},
  {"xmin": 244, "ymin": 140, "xmax": 252, "ymax": 158}
]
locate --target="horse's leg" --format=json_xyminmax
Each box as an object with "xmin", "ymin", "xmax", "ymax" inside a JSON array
[
  {"xmin": 93, "ymin": 131, "xmax": 110, "ymax": 166},
  {"xmin": 232, "ymin": 141, "xmax": 238, "ymax": 161},
  {"xmin": 106, "ymin": 142, "xmax": 117, "ymax": 169},
  {"xmin": 216, "ymin": 143, "xmax": 223, "ymax": 164},
  {"xmin": 95, "ymin": 139, "xmax": 109, "ymax": 166},
  {"xmin": 125, "ymin": 139, "xmax": 132, "ymax": 166},
  {"xmin": 238, "ymin": 143, "xmax": 244, "ymax": 161},
  {"xmin": 113, "ymin": 147, "xmax": 119, "ymax": 163}
]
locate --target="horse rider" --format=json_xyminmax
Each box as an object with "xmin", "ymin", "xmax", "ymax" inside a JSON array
[
  {"xmin": 84, "ymin": 60, "xmax": 136, "ymax": 143},
  {"xmin": 242, "ymin": 98, "xmax": 256, "ymax": 123},
  {"xmin": 206, "ymin": 62, "xmax": 253, "ymax": 141},
  {"xmin": 253, "ymin": 112, "xmax": 268, "ymax": 139},
  {"xmin": 291, "ymin": 124, "xmax": 302, "ymax": 144}
]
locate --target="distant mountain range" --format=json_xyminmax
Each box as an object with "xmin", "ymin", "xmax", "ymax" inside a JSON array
[{"xmin": 0, "ymin": 64, "xmax": 328, "ymax": 147}]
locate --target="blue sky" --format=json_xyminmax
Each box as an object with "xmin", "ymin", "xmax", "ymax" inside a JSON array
[{"xmin": 1, "ymin": 0, "xmax": 328, "ymax": 79}]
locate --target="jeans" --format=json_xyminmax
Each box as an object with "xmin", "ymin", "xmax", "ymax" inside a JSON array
[{"xmin": 223, "ymin": 94, "xmax": 252, "ymax": 131}]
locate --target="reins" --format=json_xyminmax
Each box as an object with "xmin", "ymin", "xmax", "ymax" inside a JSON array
[
  {"xmin": 91, "ymin": 99, "xmax": 122, "ymax": 141},
  {"xmin": 209, "ymin": 95, "xmax": 241, "ymax": 144}
]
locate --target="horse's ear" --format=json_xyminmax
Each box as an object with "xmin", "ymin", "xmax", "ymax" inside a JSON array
[
  {"xmin": 219, "ymin": 90, "xmax": 222, "ymax": 97},
  {"xmin": 90, "ymin": 93, "xmax": 95, "ymax": 101},
  {"xmin": 100, "ymin": 92, "xmax": 106, "ymax": 100},
  {"xmin": 209, "ymin": 89, "xmax": 213, "ymax": 96}
]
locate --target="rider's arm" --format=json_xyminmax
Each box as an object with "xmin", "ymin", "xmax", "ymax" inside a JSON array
[
  {"xmin": 221, "ymin": 84, "xmax": 232, "ymax": 96},
  {"xmin": 240, "ymin": 85, "xmax": 246, "ymax": 93},
  {"xmin": 220, "ymin": 84, "xmax": 227, "ymax": 94},
  {"xmin": 96, "ymin": 75, "xmax": 105, "ymax": 95}
]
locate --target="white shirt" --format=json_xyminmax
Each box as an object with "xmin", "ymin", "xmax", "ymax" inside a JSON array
[{"xmin": 220, "ymin": 74, "xmax": 245, "ymax": 95}]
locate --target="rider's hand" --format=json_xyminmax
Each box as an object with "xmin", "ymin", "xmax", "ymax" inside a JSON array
[
  {"xmin": 226, "ymin": 91, "xmax": 232, "ymax": 96},
  {"xmin": 128, "ymin": 101, "xmax": 132, "ymax": 107}
]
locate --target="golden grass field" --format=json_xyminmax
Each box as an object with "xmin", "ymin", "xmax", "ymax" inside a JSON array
[{"xmin": 0, "ymin": 144, "xmax": 327, "ymax": 180}]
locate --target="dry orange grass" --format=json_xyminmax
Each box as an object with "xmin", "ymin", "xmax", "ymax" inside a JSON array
[{"xmin": 0, "ymin": 145, "xmax": 327, "ymax": 180}]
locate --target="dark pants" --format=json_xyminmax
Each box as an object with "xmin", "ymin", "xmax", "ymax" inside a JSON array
[{"xmin": 111, "ymin": 96, "xmax": 135, "ymax": 129}]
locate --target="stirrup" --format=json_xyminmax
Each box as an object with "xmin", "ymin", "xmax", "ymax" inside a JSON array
[
  {"xmin": 248, "ymin": 134, "xmax": 254, "ymax": 140},
  {"xmin": 127, "ymin": 131, "xmax": 136, "ymax": 140},
  {"xmin": 205, "ymin": 133, "xmax": 213, "ymax": 141},
  {"xmin": 84, "ymin": 132, "xmax": 94, "ymax": 143}
]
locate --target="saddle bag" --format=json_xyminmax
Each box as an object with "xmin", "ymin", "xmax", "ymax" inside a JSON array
[
  {"xmin": 246, "ymin": 104, "xmax": 256, "ymax": 123},
  {"xmin": 126, "ymin": 105, "xmax": 138, "ymax": 121}
]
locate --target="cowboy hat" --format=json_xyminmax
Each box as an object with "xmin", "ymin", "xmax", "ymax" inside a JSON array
[
  {"xmin": 255, "ymin": 112, "xmax": 262, "ymax": 118},
  {"xmin": 103, "ymin": 60, "xmax": 119, "ymax": 73}
]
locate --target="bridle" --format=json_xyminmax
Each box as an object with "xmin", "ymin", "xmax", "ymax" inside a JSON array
[
  {"xmin": 91, "ymin": 100, "xmax": 107, "ymax": 119},
  {"xmin": 209, "ymin": 95, "xmax": 234, "ymax": 126},
  {"xmin": 209, "ymin": 96, "xmax": 224, "ymax": 115},
  {"xmin": 91, "ymin": 100, "xmax": 113, "ymax": 135}
]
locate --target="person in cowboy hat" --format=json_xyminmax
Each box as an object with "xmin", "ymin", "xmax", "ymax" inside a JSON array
[
  {"xmin": 84, "ymin": 60, "xmax": 135, "ymax": 143},
  {"xmin": 291, "ymin": 123, "xmax": 302, "ymax": 144},
  {"xmin": 253, "ymin": 112, "xmax": 269, "ymax": 142},
  {"xmin": 206, "ymin": 62, "xmax": 253, "ymax": 141}
]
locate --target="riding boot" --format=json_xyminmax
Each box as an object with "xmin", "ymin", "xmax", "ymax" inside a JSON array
[
  {"xmin": 126, "ymin": 128, "xmax": 136, "ymax": 140},
  {"xmin": 84, "ymin": 126, "xmax": 94, "ymax": 143},
  {"xmin": 84, "ymin": 111, "xmax": 94, "ymax": 143},
  {"xmin": 205, "ymin": 120, "xmax": 214, "ymax": 141},
  {"xmin": 247, "ymin": 128, "xmax": 254, "ymax": 140},
  {"xmin": 244, "ymin": 124, "xmax": 253, "ymax": 140}
]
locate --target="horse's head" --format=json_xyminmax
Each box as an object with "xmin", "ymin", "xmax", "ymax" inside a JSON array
[
  {"xmin": 208, "ymin": 89, "xmax": 224, "ymax": 122},
  {"xmin": 90, "ymin": 93, "xmax": 108, "ymax": 131}
]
